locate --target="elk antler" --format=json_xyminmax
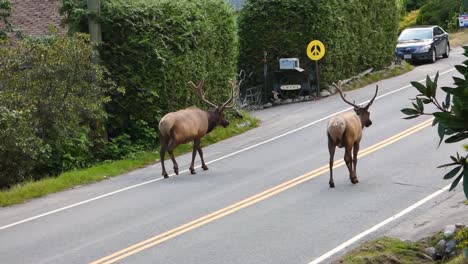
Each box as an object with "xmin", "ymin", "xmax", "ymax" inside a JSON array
[
  {"xmin": 364, "ymin": 85, "xmax": 379, "ymax": 109},
  {"xmin": 188, "ymin": 80, "xmax": 218, "ymax": 108},
  {"xmin": 333, "ymin": 80, "xmax": 360, "ymax": 109},
  {"xmin": 220, "ymin": 79, "xmax": 239, "ymax": 110}
]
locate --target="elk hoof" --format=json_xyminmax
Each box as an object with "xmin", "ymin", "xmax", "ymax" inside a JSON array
[
  {"xmin": 329, "ymin": 182, "xmax": 335, "ymax": 188},
  {"xmin": 174, "ymin": 168, "xmax": 179, "ymax": 175},
  {"xmin": 190, "ymin": 168, "xmax": 196, "ymax": 174},
  {"xmin": 202, "ymin": 165, "xmax": 208, "ymax": 171},
  {"xmin": 351, "ymin": 178, "xmax": 359, "ymax": 184},
  {"xmin": 162, "ymin": 172, "xmax": 169, "ymax": 179}
]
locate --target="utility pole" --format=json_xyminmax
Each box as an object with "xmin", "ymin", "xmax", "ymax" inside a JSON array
[{"xmin": 87, "ymin": 0, "xmax": 101, "ymax": 44}]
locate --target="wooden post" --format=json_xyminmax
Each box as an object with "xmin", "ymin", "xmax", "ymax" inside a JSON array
[{"xmin": 87, "ymin": 0, "xmax": 101, "ymax": 44}]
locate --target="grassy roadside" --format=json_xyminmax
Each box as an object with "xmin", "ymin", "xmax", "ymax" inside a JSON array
[
  {"xmin": 334, "ymin": 236, "xmax": 466, "ymax": 264},
  {"xmin": 449, "ymin": 29, "xmax": 468, "ymax": 48},
  {"xmin": 0, "ymin": 113, "xmax": 259, "ymax": 207}
]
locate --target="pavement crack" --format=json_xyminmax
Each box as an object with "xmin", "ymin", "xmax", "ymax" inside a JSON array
[{"xmin": 392, "ymin": 182, "xmax": 441, "ymax": 191}]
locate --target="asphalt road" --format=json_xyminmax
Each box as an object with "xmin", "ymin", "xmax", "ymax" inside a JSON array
[{"xmin": 1, "ymin": 48, "xmax": 467, "ymax": 264}]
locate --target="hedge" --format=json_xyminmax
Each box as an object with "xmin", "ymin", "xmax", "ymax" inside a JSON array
[
  {"xmin": 238, "ymin": 0, "xmax": 401, "ymax": 92},
  {"xmin": 63, "ymin": 0, "xmax": 238, "ymax": 147},
  {"xmin": 0, "ymin": 34, "xmax": 110, "ymax": 188}
]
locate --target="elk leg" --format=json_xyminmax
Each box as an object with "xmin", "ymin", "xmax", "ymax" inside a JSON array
[
  {"xmin": 160, "ymin": 143, "xmax": 169, "ymax": 178},
  {"xmin": 189, "ymin": 141, "xmax": 197, "ymax": 174},
  {"xmin": 195, "ymin": 139, "xmax": 208, "ymax": 171},
  {"xmin": 352, "ymin": 142, "xmax": 360, "ymax": 184},
  {"xmin": 328, "ymin": 135, "xmax": 336, "ymax": 188},
  {"xmin": 344, "ymin": 145, "xmax": 354, "ymax": 184},
  {"xmin": 168, "ymin": 139, "xmax": 179, "ymax": 175}
]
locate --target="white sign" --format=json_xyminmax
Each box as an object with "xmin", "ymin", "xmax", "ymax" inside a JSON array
[{"xmin": 459, "ymin": 14, "xmax": 468, "ymax": 28}]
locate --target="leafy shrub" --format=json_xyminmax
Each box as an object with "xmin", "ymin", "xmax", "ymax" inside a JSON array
[
  {"xmin": 0, "ymin": 33, "xmax": 111, "ymax": 187},
  {"xmin": 0, "ymin": 108, "xmax": 49, "ymax": 187},
  {"xmin": 401, "ymin": 46, "xmax": 468, "ymax": 199},
  {"xmin": 0, "ymin": 0, "xmax": 11, "ymax": 39},
  {"xmin": 416, "ymin": 0, "xmax": 461, "ymax": 31},
  {"xmin": 238, "ymin": 0, "xmax": 401, "ymax": 92},
  {"xmin": 63, "ymin": 0, "xmax": 238, "ymax": 148},
  {"xmin": 399, "ymin": 10, "xmax": 420, "ymax": 32}
]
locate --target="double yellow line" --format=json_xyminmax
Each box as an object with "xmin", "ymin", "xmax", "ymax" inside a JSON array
[{"xmin": 90, "ymin": 118, "xmax": 433, "ymax": 264}]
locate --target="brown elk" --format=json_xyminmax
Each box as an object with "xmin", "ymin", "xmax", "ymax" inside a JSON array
[
  {"xmin": 158, "ymin": 80, "xmax": 238, "ymax": 178},
  {"xmin": 327, "ymin": 81, "xmax": 378, "ymax": 188}
]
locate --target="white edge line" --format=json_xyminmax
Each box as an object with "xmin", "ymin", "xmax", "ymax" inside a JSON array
[
  {"xmin": 0, "ymin": 68, "xmax": 456, "ymax": 231},
  {"xmin": 308, "ymin": 183, "xmax": 454, "ymax": 264}
]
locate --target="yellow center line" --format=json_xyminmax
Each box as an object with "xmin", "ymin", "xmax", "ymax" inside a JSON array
[{"xmin": 90, "ymin": 118, "xmax": 434, "ymax": 264}]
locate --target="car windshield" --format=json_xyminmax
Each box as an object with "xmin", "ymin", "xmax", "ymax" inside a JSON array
[{"xmin": 398, "ymin": 28, "xmax": 432, "ymax": 42}]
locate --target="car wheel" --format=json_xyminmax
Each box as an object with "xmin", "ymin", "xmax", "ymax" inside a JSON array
[
  {"xmin": 442, "ymin": 43, "xmax": 450, "ymax": 58},
  {"xmin": 429, "ymin": 48, "xmax": 436, "ymax": 63}
]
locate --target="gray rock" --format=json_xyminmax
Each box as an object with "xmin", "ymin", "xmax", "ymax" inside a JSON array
[
  {"xmin": 263, "ymin": 102, "xmax": 272, "ymax": 108},
  {"xmin": 283, "ymin": 99, "xmax": 293, "ymax": 104},
  {"xmin": 320, "ymin": 90, "xmax": 331, "ymax": 97},
  {"xmin": 444, "ymin": 224, "xmax": 457, "ymax": 239},
  {"xmin": 445, "ymin": 239, "xmax": 457, "ymax": 254},
  {"xmin": 435, "ymin": 239, "xmax": 447, "ymax": 256},
  {"xmin": 424, "ymin": 247, "xmax": 436, "ymax": 259},
  {"xmin": 328, "ymin": 85, "xmax": 337, "ymax": 94}
]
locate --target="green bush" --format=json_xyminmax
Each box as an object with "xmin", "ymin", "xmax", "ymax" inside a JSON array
[
  {"xmin": 238, "ymin": 0, "xmax": 401, "ymax": 92},
  {"xmin": 416, "ymin": 0, "xmax": 461, "ymax": 31},
  {"xmin": 0, "ymin": 108, "xmax": 49, "ymax": 187},
  {"xmin": 63, "ymin": 0, "xmax": 238, "ymax": 148},
  {"xmin": 0, "ymin": 34, "xmax": 111, "ymax": 187},
  {"xmin": 0, "ymin": 0, "xmax": 11, "ymax": 39}
]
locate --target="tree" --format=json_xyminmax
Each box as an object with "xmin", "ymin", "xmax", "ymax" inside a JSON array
[
  {"xmin": 0, "ymin": 0, "xmax": 12, "ymax": 39},
  {"xmin": 401, "ymin": 46, "xmax": 468, "ymax": 199}
]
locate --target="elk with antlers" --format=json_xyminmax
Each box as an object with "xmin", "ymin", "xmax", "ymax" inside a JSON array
[
  {"xmin": 158, "ymin": 80, "xmax": 238, "ymax": 178},
  {"xmin": 327, "ymin": 81, "xmax": 379, "ymax": 188}
]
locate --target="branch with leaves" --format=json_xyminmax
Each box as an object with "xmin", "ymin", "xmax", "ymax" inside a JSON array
[{"xmin": 401, "ymin": 46, "xmax": 468, "ymax": 199}]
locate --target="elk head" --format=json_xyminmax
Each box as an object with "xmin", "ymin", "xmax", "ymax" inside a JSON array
[
  {"xmin": 333, "ymin": 81, "xmax": 379, "ymax": 128},
  {"xmin": 188, "ymin": 80, "xmax": 239, "ymax": 128}
]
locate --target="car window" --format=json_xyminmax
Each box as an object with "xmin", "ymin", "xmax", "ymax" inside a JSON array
[
  {"xmin": 398, "ymin": 28, "xmax": 432, "ymax": 41},
  {"xmin": 437, "ymin": 27, "xmax": 444, "ymax": 35}
]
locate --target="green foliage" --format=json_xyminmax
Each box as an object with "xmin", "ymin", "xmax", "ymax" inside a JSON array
[
  {"xmin": 404, "ymin": 0, "xmax": 429, "ymax": 11},
  {"xmin": 63, "ymin": 0, "xmax": 239, "ymax": 149},
  {"xmin": 401, "ymin": 46, "xmax": 468, "ymax": 199},
  {"xmin": 416, "ymin": 0, "xmax": 461, "ymax": 31},
  {"xmin": 400, "ymin": 9, "xmax": 420, "ymax": 31},
  {"xmin": 0, "ymin": 33, "xmax": 112, "ymax": 188},
  {"xmin": 456, "ymin": 227, "xmax": 468, "ymax": 249},
  {"xmin": 238, "ymin": 0, "xmax": 401, "ymax": 91},
  {"xmin": 0, "ymin": 0, "xmax": 12, "ymax": 39}
]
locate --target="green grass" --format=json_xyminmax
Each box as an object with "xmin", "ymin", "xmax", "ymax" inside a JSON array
[
  {"xmin": 334, "ymin": 235, "xmax": 466, "ymax": 264},
  {"xmin": 0, "ymin": 113, "xmax": 259, "ymax": 207},
  {"xmin": 343, "ymin": 62, "xmax": 414, "ymax": 91}
]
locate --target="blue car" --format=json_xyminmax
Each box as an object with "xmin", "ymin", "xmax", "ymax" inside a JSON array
[{"xmin": 395, "ymin": 25, "xmax": 450, "ymax": 63}]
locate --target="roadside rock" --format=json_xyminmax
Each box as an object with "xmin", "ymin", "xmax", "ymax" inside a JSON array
[
  {"xmin": 320, "ymin": 90, "xmax": 331, "ymax": 97},
  {"xmin": 424, "ymin": 247, "xmax": 436, "ymax": 259},
  {"xmin": 263, "ymin": 102, "xmax": 272, "ymax": 108},
  {"xmin": 435, "ymin": 239, "xmax": 446, "ymax": 257},
  {"xmin": 444, "ymin": 224, "xmax": 456, "ymax": 239},
  {"xmin": 445, "ymin": 239, "xmax": 457, "ymax": 254}
]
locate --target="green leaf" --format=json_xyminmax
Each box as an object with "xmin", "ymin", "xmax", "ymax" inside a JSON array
[
  {"xmin": 443, "ymin": 93, "xmax": 451, "ymax": 110},
  {"xmin": 433, "ymin": 112, "xmax": 468, "ymax": 129},
  {"xmin": 403, "ymin": 115, "xmax": 419, "ymax": 120},
  {"xmin": 445, "ymin": 132, "xmax": 468, "ymax": 143},
  {"xmin": 443, "ymin": 165, "xmax": 461, "ymax": 179},
  {"xmin": 401, "ymin": 108, "xmax": 419, "ymax": 116},
  {"xmin": 416, "ymin": 97, "xmax": 424, "ymax": 112},
  {"xmin": 411, "ymin": 81, "xmax": 428, "ymax": 96},
  {"xmin": 464, "ymin": 163, "xmax": 468, "ymax": 199},
  {"xmin": 437, "ymin": 162, "xmax": 458, "ymax": 168},
  {"xmin": 437, "ymin": 123, "xmax": 446, "ymax": 146},
  {"xmin": 449, "ymin": 173, "xmax": 463, "ymax": 191},
  {"xmin": 442, "ymin": 86, "xmax": 468, "ymax": 98}
]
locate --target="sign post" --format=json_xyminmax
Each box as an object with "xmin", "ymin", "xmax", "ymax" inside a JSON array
[{"xmin": 306, "ymin": 40, "xmax": 326, "ymax": 97}]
